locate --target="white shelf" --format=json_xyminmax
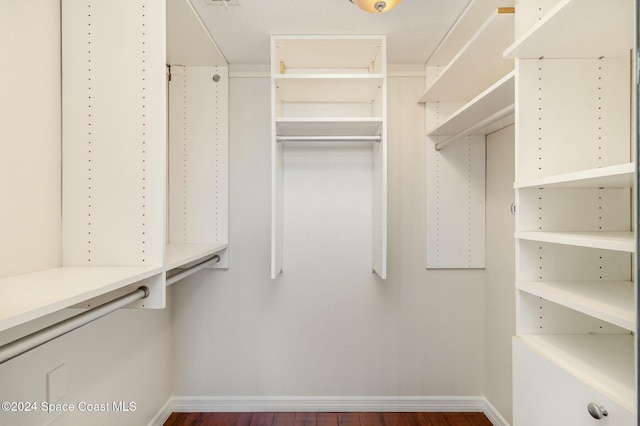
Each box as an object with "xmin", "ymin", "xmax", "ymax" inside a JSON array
[
  {"xmin": 0, "ymin": 266, "xmax": 162, "ymax": 333},
  {"xmin": 274, "ymin": 75, "xmax": 383, "ymax": 103},
  {"xmin": 425, "ymin": 71, "xmax": 514, "ymax": 136},
  {"xmin": 518, "ymin": 334, "xmax": 635, "ymax": 412},
  {"xmin": 515, "ymin": 231, "xmax": 635, "ymax": 252},
  {"xmin": 517, "ymin": 281, "xmax": 635, "ymax": 331},
  {"xmin": 420, "ymin": 8, "xmax": 514, "ymax": 102},
  {"xmin": 515, "ymin": 163, "xmax": 635, "ymax": 189},
  {"xmin": 165, "ymin": 243, "xmax": 228, "ymax": 270},
  {"xmin": 428, "ymin": 2, "xmax": 515, "ymax": 66},
  {"xmin": 273, "ymin": 36, "xmax": 383, "ymax": 75},
  {"xmin": 504, "ymin": 0, "xmax": 634, "ymax": 59},
  {"xmin": 276, "ymin": 117, "xmax": 382, "ymax": 137}
]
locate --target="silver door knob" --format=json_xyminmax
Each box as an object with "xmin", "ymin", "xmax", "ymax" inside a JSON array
[{"xmin": 587, "ymin": 403, "xmax": 608, "ymax": 419}]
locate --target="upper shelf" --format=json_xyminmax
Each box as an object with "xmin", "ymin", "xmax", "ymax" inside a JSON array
[
  {"xmin": 274, "ymin": 75, "xmax": 383, "ymax": 103},
  {"xmin": 426, "ymin": 71, "xmax": 514, "ymax": 136},
  {"xmin": 504, "ymin": 0, "xmax": 634, "ymax": 59},
  {"xmin": 272, "ymin": 36, "xmax": 385, "ymax": 75},
  {"xmin": 514, "ymin": 163, "xmax": 635, "ymax": 189},
  {"xmin": 428, "ymin": 1, "xmax": 515, "ymax": 66},
  {"xmin": 420, "ymin": 8, "xmax": 514, "ymax": 103},
  {"xmin": 276, "ymin": 117, "xmax": 383, "ymax": 137}
]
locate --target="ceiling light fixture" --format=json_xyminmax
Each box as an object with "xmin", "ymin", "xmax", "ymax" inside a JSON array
[{"xmin": 349, "ymin": 0, "xmax": 402, "ymax": 13}]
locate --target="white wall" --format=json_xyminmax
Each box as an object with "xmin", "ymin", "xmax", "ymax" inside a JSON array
[
  {"xmin": 171, "ymin": 73, "xmax": 487, "ymax": 400},
  {"xmin": 0, "ymin": 306, "xmax": 174, "ymax": 426},
  {"xmin": 485, "ymin": 125, "xmax": 516, "ymax": 424}
]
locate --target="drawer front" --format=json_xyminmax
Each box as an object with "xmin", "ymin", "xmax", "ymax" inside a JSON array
[{"xmin": 513, "ymin": 338, "xmax": 635, "ymax": 426}]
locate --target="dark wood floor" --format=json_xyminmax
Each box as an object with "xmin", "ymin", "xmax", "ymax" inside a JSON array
[{"xmin": 164, "ymin": 412, "xmax": 493, "ymax": 426}]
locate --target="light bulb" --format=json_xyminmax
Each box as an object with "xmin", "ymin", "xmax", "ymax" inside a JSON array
[{"xmin": 350, "ymin": 0, "xmax": 402, "ymax": 13}]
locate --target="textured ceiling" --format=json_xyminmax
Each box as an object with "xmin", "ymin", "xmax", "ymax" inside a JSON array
[{"xmin": 189, "ymin": 0, "xmax": 472, "ymax": 65}]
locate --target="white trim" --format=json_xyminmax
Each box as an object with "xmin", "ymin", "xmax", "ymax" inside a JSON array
[
  {"xmin": 150, "ymin": 396, "xmax": 510, "ymax": 425},
  {"xmin": 147, "ymin": 397, "xmax": 174, "ymax": 426},
  {"xmin": 482, "ymin": 398, "xmax": 511, "ymax": 426}
]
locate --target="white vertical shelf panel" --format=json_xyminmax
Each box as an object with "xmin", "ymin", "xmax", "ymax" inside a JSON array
[
  {"xmin": 426, "ymin": 137, "xmax": 486, "ymax": 268},
  {"xmin": 61, "ymin": 0, "xmax": 166, "ymax": 267},
  {"xmin": 0, "ymin": 0, "xmax": 62, "ymax": 278},
  {"xmin": 168, "ymin": 65, "xmax": 229, "ymax": 268},
  {"xmin": 516, "ymin": 57, "xmax": 631, "ymax": 181}
]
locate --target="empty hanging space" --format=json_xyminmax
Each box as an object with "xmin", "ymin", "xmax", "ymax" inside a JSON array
[
  {"xmin": 271, "ymin": 36, "xmax": 387, "ymax": 279},
  {"xmin": 165, "ymin": 0, "xmax": 230, "ymax": 279}
]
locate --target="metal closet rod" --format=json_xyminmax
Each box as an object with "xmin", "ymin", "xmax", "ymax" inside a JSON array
[
  {"xmin": 277, "ymin": 135, "xmax": 381, "ymax": 142},
  {"xmin": 0, "ymin": 286, "xmax": 150, "ymax": 365},
  {"xmin": 166, "ymin": 254, "xmax": 221, "ymax": 286},
  {"xmin": 434, "ymin": 104, "xmax": 515, "ymax": 151}
]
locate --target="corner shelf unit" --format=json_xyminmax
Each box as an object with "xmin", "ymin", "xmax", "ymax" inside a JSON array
[
  {"xmin": 0, "ymin": 0, "xmax": 228, "ymax": 336},
  {"xmin": 422, "ymin": 0, "xmax": 514, "ymax": 269},
  {"xmin": 271, "ymin": 35, "xmax": 387, "ymax": 279},
  {"xmin": 511, "ymin": 0, "xmax": 636, "ymax": 424}
]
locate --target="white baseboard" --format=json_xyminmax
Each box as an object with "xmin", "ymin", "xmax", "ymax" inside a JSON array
[
  {"xmin": 150, "ymin": 396, "xmax": 510, "ymax": 426},
  {"xmin": 147, "ymin": 397, "xmax": 174, "ymax": 426}
]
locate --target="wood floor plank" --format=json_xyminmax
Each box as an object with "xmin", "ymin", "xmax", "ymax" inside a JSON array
[
  {"xmin": 295, "ymin": 412, "xmax": 317, "ymax": 426},
  {"xmin": 380, "ymin": 412, "xmax": 404, "ymax": 426},
  {"xmin": 317, "ymin": 412, "xmax": 339, "ymax": 426},
  {"xmin": 461, "ymin": 413, "xmax": 491, "ymax": 426},
  {"xmin": 442, "ymin": 413, "xmax": 471, "ymax": 426},
  {"xmin": 249, "ymin": 413, "xmax": 276, "ymax": 426},
  {"xmin": 203, "ymin": 412, "xmax": 236, "ymax": 426},
  {"xmin": 338, "ymin": 412, "xmax": 361, "ymax": 426},
  {"xmin": 273, "ymin": 412, "xmax": 296, "ymax": 426},
  {"xmin": 164, "ymin": 412, "xmax": 492, "ymax": 426},
  {"xmin": 400, "ymin": 412, "xmax": 429, "ymax": 426},
  {"xmin": 418, "ymin": 412, "xmax": 448, "ymax": 426},
  {"xmin": 359, "ymin": 412, "xmax": 385, "ymax": 426},
  {"xmin": 229, "ymin": 413, "xmax": 257, "ymax": 426}
]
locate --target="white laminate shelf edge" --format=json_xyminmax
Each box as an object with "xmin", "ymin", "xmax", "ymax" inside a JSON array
[
  {"xmin": 165, "ymin": 243, "xmax": 228, "ymax": 270},
  {"xmin": 425, "ymin": 71, "xmax": 514, "ymax": 136},
  {"xmin": 0, "ymin": 266, "xmax": 162, "ymax": 333},
  {"xmin": 0, "ymin": 244, "xmax": 229, "ymax": 333},
  {"xmin": 515, "ymin": 231, "xmax": 635, "ymax": 252},
  {"xmin": 503, "ymin": 0, "xmax": 634, "ymax": 59},
  {"xmin": 274, "ymin": 76, "xmax": 384, "ymax": 103},
  {"xmin": 514, "ymin": 163, "xmax": 635, "ymax": 189},
  {"xmin": 419, "ymin": 9, "xmax": 514, "ymax": 103},
  {"xmin": 276, "ymin": 117, "xmax": 383, "ymax": 137},
  {"xmin": 428, "ymin": 1, "xmax": 515, "ymax": 66},
  {"xmin": 516, "ymin": 334, "xmax": 636, "ymax": 412},
  {"xmin": 517, "ymin": 281, "xmax": 635, "ymax": 331}
]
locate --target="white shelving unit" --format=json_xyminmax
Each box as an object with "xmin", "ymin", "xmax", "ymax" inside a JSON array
[
  {"xmin": 421, "ymin": 0, "xmax": 514, "ymax": 269},
  {"xmin": 419, "ymin": 7, "xmax": 515, "ymax": 103},
  {"xmin": 271, "ymin": 35, "xmax": 387, "ymax": 279},
  {"xmin": 0, "ymin": 0, "xmax": 229, "ymax": 335},
  {"xmin": 511, "ymin": 0, "xmax": 636, "ymax": 424}
]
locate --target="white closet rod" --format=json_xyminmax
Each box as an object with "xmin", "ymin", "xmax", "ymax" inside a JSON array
[
  {"xmin": 277, "ymin": 135, "xmax": 381, "ymax": 142},
  {"xmin": 166, "ymin": 254, "xmax": 221, "ymax": 286},
  {"xmin": 0, "ymin": 286, "xmax": 149, "ymax": 365},
  {"xmin": 434, "ymin": 104, "xmax": 515, "ymax": 151}
]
